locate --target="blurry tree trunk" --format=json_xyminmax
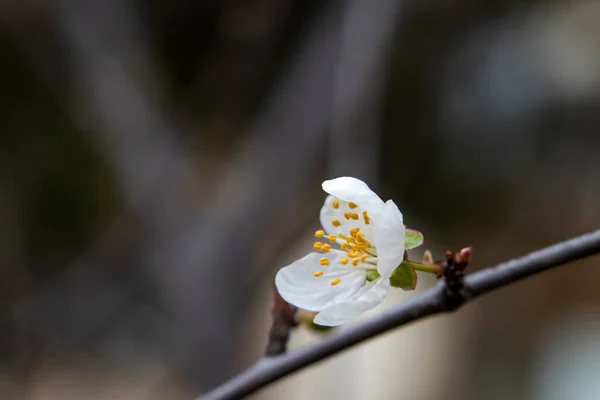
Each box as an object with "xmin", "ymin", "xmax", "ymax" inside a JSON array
[
  {"xmin": 329, "ymin": 0, "xmax": 403, "ymax": 185},
  {"xmin": 6, "ymin": 0, "xmax": 346, "ymax": 392}
]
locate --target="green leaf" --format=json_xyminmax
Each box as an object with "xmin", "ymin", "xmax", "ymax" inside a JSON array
[
  {"xmin": 308, "ymin": 320, "xmax": 335, "ymax": 332},
  {"xmin": 405, "ymin": 229, "xmax": 424, "ymax": 250},
  {"xmin": 389, "ymin": 261, "xmax": 417, "ymax": 290}
]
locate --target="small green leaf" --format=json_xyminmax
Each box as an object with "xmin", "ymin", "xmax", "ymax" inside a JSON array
[
  {"xmin": 308, "ymin": 320, "xmax": 335, "ymax": 332},
  {"xmin": 405, "ymin": 229, "xmax": 424, "ymax": 250},
  {"xmin": 389, "ymin": 261, "xmax": 417, "ymax": 290}
]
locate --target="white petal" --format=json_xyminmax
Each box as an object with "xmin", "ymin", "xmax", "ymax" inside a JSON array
[
  {"xmin": 275, "ymin": 252, "xmax": 367, "ymax": 312},
  {"xmin": 313, "ymin": 278, "xmax": 390, "ymax": 326},
  {"xmin": 322, "ymin": 177, "xmax": 384, "ymax": 212},
  {"xmin": 319, "ymin": 195, "xmax": 373, "ymax": 240},
  {"xmin": 372, "ymin": 200, "xmax": 406, "ymax": 276}
]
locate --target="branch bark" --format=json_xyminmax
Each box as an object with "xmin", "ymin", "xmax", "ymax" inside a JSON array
[{"xmin": 197, "ymin": 228, "xmax": 600, "ymax": 400}]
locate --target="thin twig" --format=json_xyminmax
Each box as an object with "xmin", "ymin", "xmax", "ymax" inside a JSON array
[
  {"xmin": 198, "ymin": 228, "xmax": 600, "ymax": 400},
  {"xmin": 265, "ymin": 286, "xmax": 299, "ymax": 356}
]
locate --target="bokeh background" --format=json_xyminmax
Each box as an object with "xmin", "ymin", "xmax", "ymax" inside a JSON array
[{"xmin": 1, "ymin": 0, "xmax": 600, "ymax": 399}]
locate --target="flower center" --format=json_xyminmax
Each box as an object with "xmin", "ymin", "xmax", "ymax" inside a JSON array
[{"xmin": 312, "ymin": 199, "xmax": 378, "ymax": 286}]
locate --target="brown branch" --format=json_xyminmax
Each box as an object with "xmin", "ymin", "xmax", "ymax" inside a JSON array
[
  {"xmin": 197, "ymin": 228, "xmax": 600, "ymax": 400},
  {"xmin": 265, "ymin": 286, "xmax": 298, "ymax": 357}
]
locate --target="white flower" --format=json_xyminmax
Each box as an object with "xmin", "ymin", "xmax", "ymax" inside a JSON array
[{"xmin": 275, "ymin": 177, "xmax": 406, "ymax": 326}]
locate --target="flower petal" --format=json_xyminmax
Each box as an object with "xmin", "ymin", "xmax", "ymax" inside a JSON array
[
  {"xmin": 313, "ymin": 278, "xmax": 390, "ymax": 326},
  {"xmin": 322, "ymin": 177, "xmax": 384, "ymax": 212},
  {"xmin": 275, "ymin": 252, "xmax": 367, "ymax": 312},
  {"xmin": 372, "ymin": 200, "xmax": 406, "ymax": 276}
]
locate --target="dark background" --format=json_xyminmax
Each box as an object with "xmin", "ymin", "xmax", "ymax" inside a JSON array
[{"xmin": 1, "ymin": 0, "xmax": 599, "ymax": 399}]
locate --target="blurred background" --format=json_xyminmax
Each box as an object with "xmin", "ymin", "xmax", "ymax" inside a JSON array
[{"xmin": 1, "ymin": 0, "xmax": 599, "ymax": 399}]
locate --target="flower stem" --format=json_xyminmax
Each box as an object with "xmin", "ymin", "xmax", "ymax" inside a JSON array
[{"xmin": 404, "ymin": 260, "xmax": 443, "ymax": 277}]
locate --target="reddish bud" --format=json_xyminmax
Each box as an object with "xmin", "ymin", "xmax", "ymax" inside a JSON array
[{"xmin": 457, "ymin": 247, "xmax": 472, "ymax": 263}]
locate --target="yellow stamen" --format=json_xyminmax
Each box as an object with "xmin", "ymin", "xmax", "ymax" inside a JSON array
[
  {"xmin": 340, "ymin": 258, "xmax": 349, "ymax": 265},
  {"xmin": 351, "ymin": 213, "xmax": 359, "ymax": 220},
  {"xmin": 320, "ymin": 257, "xmax": 330, "ymax": 266},
  {"xmin": 361, "ymin": 254, "xmax": 368, "ymax": 262},
  {"xmin": 314, "ymin": 271, "xmax": 324, "ymax": 277},
  {"xmin": 341, "ymin": 243, "xmax": 349, "ymax": 250},
  {"xmin": 348, "ymin": 202, "xmax": 358, "ymax": 209},
  {"xmin": 331, "ymin": 278, "xmax": 341, "ymax": 286},
  {"xmin": 328, "ymin": 234, "xmax": 337, "ymax": 242},
  {"xmin": 352, "ymin": 258, "xmax": 359, "ymax": 266},
  {"xmin": 332, "ymin": 219, "xmax": 341, "ymax": 227},
  {"xmin": 322, "ymin": 243, "xmax": 332, "ymax": 252},
  {"xmin": 348, "ymin": 250, "xmax": 360, "ymax": 258},
  {"xmin": 332, "ymin": 199, "xmax": 340, "ymax": 209},
  {"xmin": 315, "ymin": 230, "xmax": 325, "ymax": 237},
  {"xmin": 362, "ymin": 211, "xmax": 371, "ymax": 224},
  {"xmin": 313, "ymin": 242, "xmax": 323, "ymax": 250},
  {"xmin": 362, "ymin": 248, "xmax": 377, "ymax": 257},
  {"xmin": 344, "ymin": 212, "xmax": 352, "ymax": 220}
]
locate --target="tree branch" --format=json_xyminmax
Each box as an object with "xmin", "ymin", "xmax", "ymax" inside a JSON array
[{"xmin": 197, "ymin": 228, "xmax": 600, "ymax": 400}]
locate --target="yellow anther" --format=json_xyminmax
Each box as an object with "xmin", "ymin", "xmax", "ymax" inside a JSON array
[
  {"xmin": 331, "ymin": 278, "xmax": 341, "ymax": 286},
  {"xmin": 320, "ymin": 257, "xmax": 330, "ymax": 266},
  {"xmin": 328, "ymin": 234, "xmax": 337, "ymax": 242},
  {"xmin": 352, "ymin": 258, "xmax": 360, "ymax": 266},
  {"xmin": 315, "ymin": 230, "xmax": 325, "ymax": 237},
  {"xmin": 362, "ymin": 211, "xmax": 370, "ymax": 224},
  {"xmin": 340, "ymin": 258, "xmax": 349, "ymax": 265},
  {"xmin": 347, "ymin": 250, "xmax": 360, "ymax": 258},
  {"xmin": 351, "ymin": 212, "xmax": 359, "ymax": 220},
  {"xmin": 332, "ymin": 219, "xmax": 341, "ymax": 227},
  {"xmin": 332, "ymin": 199, "xmax": 340, "ymax": 209},
  {"xmin": 344, "ymin": 212, "xmax": 352, "ymax": 220},
  {"xmin": 341, "ymin": 243, "xmax": 350, "ymax": 250},
  {"xmin": 313, "ymin": 242, "xmax": 323, "ymax": 250},
  {"xmin": 349, "ymin": 202, "xmax": 358, "ymax": 209},
  {"xmin": 314, "ymin": 271, "xmax": 324, "ymax": 277},
  {"xmin": 322, "ymin": 243, "xmax": 332, "ymax": 252},
  {"xmin": 361, "ymin": 254, "xmax": 368, "ymax": 262}
]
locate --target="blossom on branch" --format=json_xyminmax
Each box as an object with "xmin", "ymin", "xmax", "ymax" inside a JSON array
[{"xmin": 275, "ymin": 177, "xmax": 408, "ymax": 326}]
